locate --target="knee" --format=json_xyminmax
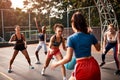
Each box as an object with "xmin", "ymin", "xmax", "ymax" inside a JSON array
[
  {"xmin": 10, "ymin": 59, "xmax": 14, "ymax": 62},
  {"xmin": 35, "ymin": 51, "xmax": 38, "ymax": 54},
  {"xmin": 10, "ymin": 57, "xmax": 16, "ymax": 61},
  {"xmin": 44, "ymin": 64, "xmax": 48, "ymax": 68},
  {"xmin": 25, "ymin": 55, "xmax": 30, "ymax": 60},
  {"xmin": 61, "ymin": 65, "xmax": 65, "ymax": 69}
]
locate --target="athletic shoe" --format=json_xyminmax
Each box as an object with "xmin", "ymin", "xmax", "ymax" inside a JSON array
[
  {"xmin": 52, "ymin": 57, "xmax": 54, "ymax": 60},
  {"xmin": 35, "ymin": 61, "xmax": 41, "ymax": 64},
  {"xmin": 63, "ymin": 77, "xmax": 67, "ymax": 80},
  {"xmin": 114, "ymin": 70, "xmax": 120, "ymax": 75},
  {"xmin": 29, "ymin": 66, "xmax": 34, "ymax": 69},
  {"xmin": 41, "ymin": 68, "xmax": 45, "ymax": 75},
  {"xmin": 100, "ymin": 62, "xmax": 105, "ymax": 67},
  {"xmin": 8, "ymin": 69, "xmax": 12, "ymax": 73}
]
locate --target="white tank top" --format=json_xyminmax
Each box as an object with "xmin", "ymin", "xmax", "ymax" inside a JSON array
[{"xmin": 107, "ymin": 31, "xmax": 118, "ymax": 43}]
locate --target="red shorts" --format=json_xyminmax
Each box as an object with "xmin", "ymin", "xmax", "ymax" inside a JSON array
[
  {"xmin": 47, "ymin": 48, "xmax": 61, "ymax": 59},
  {"xmin": 72, "ymin": 57, "xmax": 101, "ymax": 80}
]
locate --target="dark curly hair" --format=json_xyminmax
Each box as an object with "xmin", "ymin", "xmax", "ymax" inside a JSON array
[{"xmin": 71, "ymin": 11, "xmax": 88, "ymax": 34}]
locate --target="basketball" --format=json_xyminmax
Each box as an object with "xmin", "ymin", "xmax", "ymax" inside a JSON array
[{"xmin": 64, "ymin": 57, "xmax": 76, "ymax": 70}]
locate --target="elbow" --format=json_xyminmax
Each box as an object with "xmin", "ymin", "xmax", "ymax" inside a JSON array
[
  {"xmin": 96, "ymin": 45, "xmax": 101, "ymax": 51},
  {"xmin": 96, "ymin": 48, "xmax": 100, "ymax": 51},
  {"xmin": 63, "ymin": 48, "xmax": 67, "ymax": 51}
]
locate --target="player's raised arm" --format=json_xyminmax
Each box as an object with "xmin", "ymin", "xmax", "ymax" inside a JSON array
[{"xmin": 34, "ymin": 17, "xmax": 42, "ymax": 33}]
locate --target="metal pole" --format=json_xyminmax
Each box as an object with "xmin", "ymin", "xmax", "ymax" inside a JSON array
[
  {"xmin": 67, "ymin": 6, "xmax": 70, "ymax": 36},
  {"xmin": 29, "ymin": 12, "xmax": 31, "ymax": 40},
  {"xmin": 88, "ymin": 7, "xmax": 91, "ymax": 27},
  {"xmin": 1, "ymin": 10, "xmax": 4, "ymax": 40},
  {"xmin": 49, "ymin": 14, "xmax": 51, "ymax": 29},
  {"xmin": 67, "ymin": 8, "xmax": 69, "ymax": 28}
]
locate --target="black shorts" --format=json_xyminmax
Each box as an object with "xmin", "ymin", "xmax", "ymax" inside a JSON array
[{"xmin": 14, "ymin": 43, "xmax": 26, "ymax": 51}]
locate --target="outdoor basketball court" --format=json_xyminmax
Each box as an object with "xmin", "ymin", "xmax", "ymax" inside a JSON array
[{"xmin": 0, "ymin": 44, "xmax": 120, "ymax": 80}]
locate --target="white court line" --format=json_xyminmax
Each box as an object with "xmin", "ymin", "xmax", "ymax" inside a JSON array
[{"xmin": 0, "ymin": 72, "xmax": 14, "ymax": 80}]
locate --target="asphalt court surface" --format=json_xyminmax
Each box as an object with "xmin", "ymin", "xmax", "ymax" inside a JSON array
[{"xmin": 0, "ymin": 44, "xmax": 120, "ymax": 80}]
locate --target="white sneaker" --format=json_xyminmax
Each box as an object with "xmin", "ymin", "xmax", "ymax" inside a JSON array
[
  {"xmin": 29, "ymin": 66, "xmax": 34, "ymax": 69},
  {"xmin": 63, "ymin": 77, "xmax": 67, "ymax": 80},
  {"xmin": 35, "ymin": 61, "xmax": 41, "ymax": 64},
  {"xmin": 41, "ymin": 68, "xmax": 45, "ymax": 75}
]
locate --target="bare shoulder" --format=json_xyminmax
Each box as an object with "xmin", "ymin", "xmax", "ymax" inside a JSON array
[
  {"xmin": 21, "ymin": 33, "xmax": 24, "ymax": 35},
  {"xmin": 11, "ymin": 34, "xmax": 15, "ymax": 37},
  {"xmin": 21, "ymin": 33, "xmax": 25, "ymax": 37},
  {"xmin": 50, "ymin": 35, "xmax": 55, "ymax": 40}
]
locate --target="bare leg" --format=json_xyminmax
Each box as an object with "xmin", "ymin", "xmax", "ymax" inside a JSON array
[
  {"xmin": 9, "ymin": 50, "xmax": 19, "ymax": 69},
  {"xmin": 21, "ymin": 49, "xmax": 32, "ymax": 66},
  {"xmin": 55, "ymin": 53, "xmax": 66, "ymax": 79},
  {"xmin": 35, "ymin": 51, "xmax": 39, "ymax": 61},
  {"xmin": 41, "ymin": 53, "xmax": 52, "ymax": 75},
  {"xmin": 43, "ymin": 54, "xmax": 52, "ymax": 69}
]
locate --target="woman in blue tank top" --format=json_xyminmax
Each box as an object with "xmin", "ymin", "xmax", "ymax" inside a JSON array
[
  {"xmin": 51, "ymin": 11, "xmax": 101, "ymax": 80},
  {"xmin": 34, "ymin": 18, "xmax": 47, "ymax": 64}
]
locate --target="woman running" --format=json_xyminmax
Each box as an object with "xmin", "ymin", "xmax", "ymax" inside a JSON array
[
  {"xmin": 34, "ymin": 18, "xmax": 47, "ymax": 64},
  {"xmin": 41, "ymin": 23, "xmax": 67, "ymax": 80},
  {"xmin": 100, "ymin": 24, "xmax": 120, "ymax": 75},
  {"xmin": 8, "ymin": 25, "xmax": 34, "ymax": 73},
  {"xmin": 51, "ymin": 11, "xmax": 101, "ymax": 80}
]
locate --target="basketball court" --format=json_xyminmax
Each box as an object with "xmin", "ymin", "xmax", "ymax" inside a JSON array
[{"xmin": 0, "ymin": 44, "xmax": 120, "ymax": 80}]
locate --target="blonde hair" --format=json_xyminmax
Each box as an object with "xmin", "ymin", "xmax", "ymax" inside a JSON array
[{"xmin": 108, "ymin": 24, "xmax": 114, "ymax": 28}]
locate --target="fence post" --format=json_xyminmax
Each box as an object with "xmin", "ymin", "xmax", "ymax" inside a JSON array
[{"xmin": 1, "ymin": 10, "xmax": 5, "ymax": 40}]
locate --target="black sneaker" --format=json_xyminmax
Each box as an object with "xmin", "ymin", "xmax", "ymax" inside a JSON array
[
  {"xmin": 8, "ymin": 69, "xmax": 12, "ymax": 73},
  {"xmin": 35, "ymin": 61, "xmax": 41, "ymax": 64},
  {"xmin": 114, "ymin": 70, "xmax": 120, "ymax": 75},
  {"xmin": 100, "ymin": 62, "xmax": 105, "ymax": 67}
]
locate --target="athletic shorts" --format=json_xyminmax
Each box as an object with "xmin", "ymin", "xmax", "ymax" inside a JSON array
[
  {"xmin": 47, "ymin": 48, "xmax": 61, "ymax": 59},
  {"xmin": 14, "ymin": 43, "xmax": 26, "ymax": 51},
  {"xmin": 35, "ymin": 41, "xmax": 47, "ymax": 52},
  {"xmin": 72, "ymin": 57, "xmax": 101, "ymax": 80}
]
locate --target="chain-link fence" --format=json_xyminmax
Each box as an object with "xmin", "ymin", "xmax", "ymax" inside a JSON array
[{"xmin": 0, "ymin": 6, "xmax": 101, "ymax": 43}]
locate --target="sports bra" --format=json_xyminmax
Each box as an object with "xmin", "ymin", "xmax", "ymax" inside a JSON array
[
  {"xmin": 107, "ymin": 31, "xmax": 118, "ymax": 43},
  {"xmin": 52, "ymin": 35, "xmax": 62, "ymax": 47},
  {"xmin": 39, "ymin": 33, "xmax": 45, "ymax": 41},
  {"xmin": 15, "ymin": 34, "xmax": 24, "ymax": 44}
]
